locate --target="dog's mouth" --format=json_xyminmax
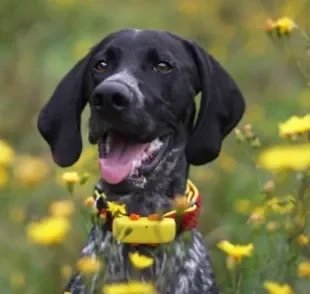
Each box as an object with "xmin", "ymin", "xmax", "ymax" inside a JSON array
[{"xmin": 98, "ymin": 131, "xmax": 171, "ymax": 184}]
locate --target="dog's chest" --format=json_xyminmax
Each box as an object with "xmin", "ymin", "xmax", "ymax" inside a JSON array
[
  {"xmin": 77, "ymin": 222, "xmax": 216, "ymax": 294},
  {"xmin": 101, "ymin": 232, "xmax": 188, "ymax": 280},
  {"xmin": 92, "ymin": 229, "xmax": 196, "ymax": 293}
]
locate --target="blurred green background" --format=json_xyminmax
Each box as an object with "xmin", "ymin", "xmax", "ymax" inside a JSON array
[{"xmin": 1, "ymin": 0, "xmax": 310, "ymax": 293}]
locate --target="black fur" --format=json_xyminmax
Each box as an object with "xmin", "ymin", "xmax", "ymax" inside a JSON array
[{"xmin": 38, "ymin": 29, "xmax": 245, "ymax": 293}]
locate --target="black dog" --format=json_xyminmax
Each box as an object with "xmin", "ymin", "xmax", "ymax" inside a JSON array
[{"xmin": 38, "ymin": 29, "xmax": 245, "ymax": 294}]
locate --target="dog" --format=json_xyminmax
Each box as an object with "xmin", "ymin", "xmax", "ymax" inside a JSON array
[{"xmin": 37, "ymin": 29, "xmax": 245, "ymax": 294}]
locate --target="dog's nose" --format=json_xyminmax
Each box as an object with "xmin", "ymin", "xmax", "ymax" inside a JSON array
[{"xmin": 92, "ymin": 82, "xmax": 131, "ymax": 111}]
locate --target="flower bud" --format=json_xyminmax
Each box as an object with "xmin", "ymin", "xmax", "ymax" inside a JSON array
[
  {"xmin": 234, "ymin": 128, "xmax": 245, "ymax": 143},
  {"xmin": 264, "ymin": 18, "xmax": 276, "ymax": 34},
  {"xmin": 80, "ymin": 172, "xmax": 91, "ymax": 185},
  {"xmin": 266, "ymin": 221, "xmax": 279, "ymax": 232},
  {"xmin": 84, "ymin": 196, "xmax": 95, "ymax": 208},
  {"xmin": 262, "ymin": 180, "xmax": 275, "ymax": 194},
  {"xmin": 250, "ymin": 137, "xmax": 261, "ymax": 148},
  {"xmin": 173, "ymin": 194, "xmax": 189, "ymax": 216},
  {"xmin": 226, "ymin": 256, "xmax": 237, "ymax": 271},
  {"xmin": 247, "ymin": 212, "xmax": 264, "ymax": 225},
  {"xmin": 243, "ymin": 124, "xmax": 255, "ymax": 140}
]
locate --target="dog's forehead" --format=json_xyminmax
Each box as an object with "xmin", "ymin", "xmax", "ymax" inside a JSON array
[{"xmin": 103, "ymin": 29, "xmax": 186, "ymax": 54}]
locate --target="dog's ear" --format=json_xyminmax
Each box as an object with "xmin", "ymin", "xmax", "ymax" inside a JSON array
[
  {"xmin": 185, "ymin": 41, "xmax": 245, "ymax": 165},
  {"xmin": 37, "ymin": 47, "xmax": 96, "ymax": 167}
]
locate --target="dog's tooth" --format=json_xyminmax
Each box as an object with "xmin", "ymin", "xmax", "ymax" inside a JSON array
[
  {"xmin": 106, "ymin": 135, "xmax": 111, "ymax": 154},
  {"xmin": 136, "ymin": 158, "xmax": 142, "ymax": 168},
  {"xmin": 142, "ymin": 153, "xmax": 148, "ymax": 161},
  {"xmin": 130, "ymin": 160, "xmax": 137, "ymax": 175},
  {"xmin": 147, "ymin": 138, "xmax": 163, "ymax": 154},
  {"xmin": 133, "ymin": 159, "xmax": 141, "ymax": 169}
]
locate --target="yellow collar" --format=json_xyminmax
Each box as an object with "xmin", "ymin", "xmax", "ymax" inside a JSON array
[{"xmin": 93, "ymin": 180, "xmax": 201, "ymax": 245}]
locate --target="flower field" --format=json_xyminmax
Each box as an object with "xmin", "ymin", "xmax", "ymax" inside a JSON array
[{"xmin": 0, "ymin": 0, "xmax": 309, "ymax": 293}]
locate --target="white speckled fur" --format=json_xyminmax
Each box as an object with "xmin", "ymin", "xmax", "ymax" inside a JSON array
[{"xmin": 104, "ymin": 70, "xmax": 144, "ymax": 105}]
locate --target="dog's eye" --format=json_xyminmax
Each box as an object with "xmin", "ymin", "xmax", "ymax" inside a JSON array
[
  {"xmin": 153, "ymin": 62, "xmax": 172, "ymax": 73},
  {"xmin": 94, "ymin": 61, "xmax": 108, "ymax": 72}
]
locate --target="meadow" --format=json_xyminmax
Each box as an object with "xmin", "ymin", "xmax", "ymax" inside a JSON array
[{"xmin": 0, "ymin": 0, "xmax": 309, "ymax": 293}]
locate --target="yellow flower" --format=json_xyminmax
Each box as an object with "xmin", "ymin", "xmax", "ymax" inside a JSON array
[
  {"xmin": 258, "ymin": 144, "xmax": 310, "ymax": 172},
  {"xmin": 264, "ymin": 281, "xmax": 294, "ymax": 294},
  {"xmin": 129, "ymin": 252, "xmax": 155, "ymax": 270},
  {"xmin": 266, "ymin": 196, "xmax": 295, "ymax": 214},
  {"xmin": 217, "ymin": 240, "xmax": 254, "ymax": 263},
  {"xmin": 103, "ymin": 281, "xmax": 156, "ymax": 294},
  {"xmin": 275, "ymin": 17, "xmax": 296, "ymax": 35},
  {"xmin": 49, "ymin": 200, "xmax": 75, "ymax": 218},
  {"xmin": 76, "ymin": 256, "xmax": 102, "ymax": 275},
  {"xmin": 10, "ymin": 271, "xmax": 25, "ymax": 289},
  {"xmin": 298, "ymin": 262, "xmax": 310, "ymax": 278},
  {"xmin": 234, "ymin": 199, "xmax": 252, "ymax": 215},
  {"xmin": 27, "ymin": 216, "xmax": 70, "ymax": 246},
  {"xmin": 296, "ymin": 234, "xmax": 309, "ymax": 246},
  {"xmin": 0, "ymin": 139, "xmax": 14, "ymax": 167},
  {"xmin": 107, "ymin": 201, "xmax": 126, "ymax": 216},
  {"xmin": 0, "ymin": 167, "xmax": 9, "ymax": 188},
  {"xmin": 61, "ymin": 171, "xmax": 80, "ymax": 184},
  {"xmin": 279, "ymin": 115, "xmax": 310, "ymax": 137},
  {"xmin": 14, "ymin": 155, "xmax": 49, "ymax": 186}
]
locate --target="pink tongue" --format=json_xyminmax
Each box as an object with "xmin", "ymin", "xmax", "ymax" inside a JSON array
[{"xmin": 99, "ymin": 134, "xmax": 149, "ymax": 184}]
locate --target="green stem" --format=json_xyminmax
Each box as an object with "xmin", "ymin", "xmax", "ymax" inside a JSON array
[
  {"xmin": 230, "ymin": 267, "xmax": 238, "ymax": 292},
  {"xmin": 297, "ymin": 172, "xmax": 309, "ymax": 202},
  {"xmin": 296, "ymin": 26, "xmax": 310, "ymax": 42},
  {"xmin": 286, "ymin": 32, "xmax": 310, "ymax": 83},
  {"xmin": 245, "ymin": 147, "xmax": 262, "ymax": 193},
  {"xmin": 68, "ymin": 187, "xmax": 89, "ymax": 234},
  {"xmin": 237, "ymin": 272, "xmax": 243, "ymax": 294}
]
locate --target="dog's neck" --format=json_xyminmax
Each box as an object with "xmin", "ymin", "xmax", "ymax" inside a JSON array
[{"xmin": 100, "ymin": 148, "xmax": 189, "ymax": 216}]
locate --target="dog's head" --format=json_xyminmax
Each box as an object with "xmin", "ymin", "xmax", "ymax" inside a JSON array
[{"xmin": 38, "ymin": 29, "xmax": 245, "ymax": 189}]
